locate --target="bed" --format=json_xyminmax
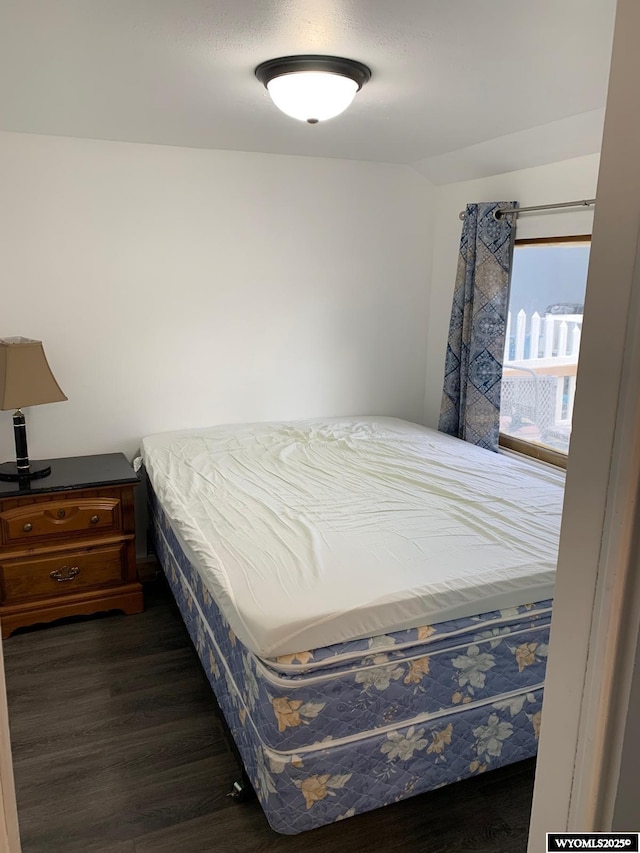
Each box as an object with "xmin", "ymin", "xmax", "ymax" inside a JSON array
[{"xmin": 140, "ymin": 416, "xmax": 563, "ymax": 834}]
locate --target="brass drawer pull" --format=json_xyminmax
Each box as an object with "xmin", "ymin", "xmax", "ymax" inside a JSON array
[
  {"xmin": 23, "ymin": 523, "xmax": 33, "ymax": 532},
  {"xmin": 57, "ymin": 508, "xmax": 66, "ymax": 519},
  {"xmin": 50, "ymin": 566, "xmax": 80, "ymax": 583},
  {"xmin": 90, "ymin": 515, "xmax": 99, "ymax": 525}
]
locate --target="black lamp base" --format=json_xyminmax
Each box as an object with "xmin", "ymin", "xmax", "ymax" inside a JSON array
[{"xmin": 0, "ymin": 461, "xmax": 52, "ymax": 482}]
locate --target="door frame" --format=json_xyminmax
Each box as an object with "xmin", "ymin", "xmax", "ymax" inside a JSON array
[
  {"xmin": 528, "ymin": 0, "xmax": 640, "ymax": 844},
  {"xmin": 0, "ymin": 632, "xmax": 21, "ymax": 852}
]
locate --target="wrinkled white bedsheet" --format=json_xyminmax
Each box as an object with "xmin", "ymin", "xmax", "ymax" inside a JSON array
[{"xmin": 141, "ymin": 417, "xmax": 564, "ymax": 657}]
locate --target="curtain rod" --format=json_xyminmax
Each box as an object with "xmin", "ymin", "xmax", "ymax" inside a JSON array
[{"xmin": 458, "ymin": 198, "xmax": 596, "ymax": 221}]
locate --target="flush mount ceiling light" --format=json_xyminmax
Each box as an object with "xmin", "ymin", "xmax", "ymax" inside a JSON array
[{"xmin": 255, "ymin": 55, "xmax": 371, "ymax": 124}]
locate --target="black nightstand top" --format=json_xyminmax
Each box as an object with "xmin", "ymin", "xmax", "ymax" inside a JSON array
[{"xmin": 0, "ymin": 453, "xmax": 139, "ymax": 498}]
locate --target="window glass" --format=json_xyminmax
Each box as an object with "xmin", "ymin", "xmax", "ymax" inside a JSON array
[{"xmin": 500, "ymin": 237, "xmax": 590, "ymax": 458}]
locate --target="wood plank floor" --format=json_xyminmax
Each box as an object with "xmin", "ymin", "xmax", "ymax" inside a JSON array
[{"xmin": 3, "ymin": 582, "xmax": 536, "ymax": 853}]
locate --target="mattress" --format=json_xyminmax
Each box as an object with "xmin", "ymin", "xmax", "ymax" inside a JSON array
[
  {"xmin": 141, "ymin": 416, "xmax": 564, "ymax": 658},
  {"xmin": 149, "ymin": 488, "xmax": 549, "ymax": 834}
]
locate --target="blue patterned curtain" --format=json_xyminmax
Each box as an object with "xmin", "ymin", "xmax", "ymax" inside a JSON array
[{"xmin": 438, "ymin": 201, "xmax": 518, "ymax": 452}]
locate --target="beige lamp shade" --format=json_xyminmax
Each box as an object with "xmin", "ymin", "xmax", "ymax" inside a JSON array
[{"xmin": 0, "ymin": 337, "xmax": 67, "ymax": 411}]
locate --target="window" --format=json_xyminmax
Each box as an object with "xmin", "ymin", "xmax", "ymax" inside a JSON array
[{"xmin": 499, "ymin": 236, "xmax": 591, "ymax": 466}]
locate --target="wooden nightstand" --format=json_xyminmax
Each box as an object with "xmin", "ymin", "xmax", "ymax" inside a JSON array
[{"xmin": 0, "ymin": 453, "xmax": 143, "ymax": 638}]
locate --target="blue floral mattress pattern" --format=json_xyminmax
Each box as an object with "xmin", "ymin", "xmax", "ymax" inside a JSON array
[{"xmin": 149, "ymin": 487, "xmax": 549, "ymax": 834}]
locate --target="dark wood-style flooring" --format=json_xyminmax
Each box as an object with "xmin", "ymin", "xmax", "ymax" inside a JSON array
[{"xmin": 3, "ymin": 581, "xmax": 535, "ymax": 852}]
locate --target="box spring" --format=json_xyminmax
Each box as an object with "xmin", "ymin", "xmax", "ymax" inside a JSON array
[{"xmin": 149, "ymin": 487, "xmax": 549, "ymax": 834}]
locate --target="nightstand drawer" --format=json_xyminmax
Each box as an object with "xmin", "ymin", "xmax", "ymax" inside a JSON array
[
  {"xmin": 0, "ymin": 453, "xmax": 143, "ymax": 637},
  {"xmin": 1, "ymin": 544, "xmax": 126, "ymax": 603},
  {"xmin": 0, "ymin": 498, "xmax": 121, "ymax": 545}
]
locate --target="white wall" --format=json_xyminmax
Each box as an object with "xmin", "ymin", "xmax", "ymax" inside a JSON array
[
  {"xmin": 423, "ymin": 154, "xmax": 600, "ymax": 428},
  {"xmin": 613, "ymin": 628, "xmax": 640, "ymax": 828},
  {"xmin": 0, "ymin": 130, "xmax": 434, "ymax": 465}
]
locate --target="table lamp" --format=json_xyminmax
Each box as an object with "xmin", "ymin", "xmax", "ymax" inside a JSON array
[{"xmin": 0, "ymin": 337, "xmax": 67, "ymax": 482}]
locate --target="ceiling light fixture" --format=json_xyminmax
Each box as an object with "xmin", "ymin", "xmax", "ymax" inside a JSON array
[{"xmin": 255, "ymin": 55, "xmax": 371, "ymax": 124}]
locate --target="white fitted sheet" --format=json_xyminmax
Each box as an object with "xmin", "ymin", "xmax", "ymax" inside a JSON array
[{"xmin": 141, "ymin": 417, "xmax": 564, "ymax": 658}]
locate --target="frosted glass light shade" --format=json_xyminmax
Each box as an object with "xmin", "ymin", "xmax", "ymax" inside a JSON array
[
  {"xmin": 255, "ymin": 56, "xmax": 371, "ymax": 124},
  {"xmin": 267, "ymin": 71, "xmax": 358, "ymax": 123}
]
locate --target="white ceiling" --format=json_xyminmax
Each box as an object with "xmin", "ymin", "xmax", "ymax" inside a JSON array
[{"xmin": 0, "ymin": 0, "xmax": 616, "ymax": 182}]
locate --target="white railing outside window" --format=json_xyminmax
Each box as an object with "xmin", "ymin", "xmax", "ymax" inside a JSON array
[{"xmin": 500, "ymin": 311, "xmax": 583, "ymax": 453}]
